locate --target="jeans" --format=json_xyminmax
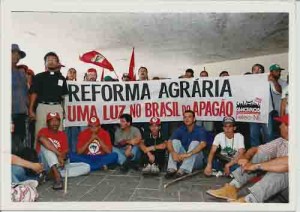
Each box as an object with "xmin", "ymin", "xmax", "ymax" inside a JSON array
[
  {"xmin": 112, "ymin": 145, "xmax": 141, "ymax": 165},
  {"xmin": 249, "ymin": 112, "xmax": 280, "ymax": 147},
  {"xmin": 11, "ymin": 165, "xmax": 38, "ymax": 183},
  {"xmin": 167, "ymin": 139, "xmax": 204, "ymax": 173},
  {"xmin": 39, "ymin": 146, "xmax": 90, "ymax": 177},
  {"xmin": 232, "ymin": 153, "xmax": 288, "ymax": 203},
  {"xmin": 69, "ymin": 152, "xmax": 118, "ymax": 171},
  {"xmin": 65, "ymin": 126, "xmax": 80, "ymax": 153}
]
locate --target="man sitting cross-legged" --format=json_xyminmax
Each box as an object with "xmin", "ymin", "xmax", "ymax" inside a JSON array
[
  {"xmin": 206, "ymin": 115, "xmax": 289, "ymax": 203},
  {"xmin": 69, "ymin": 116, "xmax": 118, "ymax": 171},
  {"xmin": 204, "ymin": 116, "xmax": 245, "ymax": 177},
  {"xmin": 139, "ymin": 117, "xmax": 167, "ymax": 175},
  {"xmin": 165, "ymin": 110, "xmax": 207, "ymax": 179},
  {"xmin": 37, "ymin": 112, "xmax": 90, "ymax": 190}
]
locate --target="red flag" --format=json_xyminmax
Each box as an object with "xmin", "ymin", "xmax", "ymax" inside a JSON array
[
  {"xmin": 128, "ymin": 48, "xmax": 136, "ymax": 80},
  {"xmin": 79, "ymin": 50, "xmax": 114, "ymax": 71},
  {"xmin": 101, "ymin": 68, "xmax": 105, "ymax": 81}
]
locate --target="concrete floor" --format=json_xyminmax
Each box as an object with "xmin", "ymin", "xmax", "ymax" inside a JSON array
[{"xmin": 36, "ymin": 167, "xmax": 288, "ymax": 203}]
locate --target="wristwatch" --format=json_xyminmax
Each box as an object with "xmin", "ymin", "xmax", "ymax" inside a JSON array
[{"xmin": 256, "ymin": 163, "xmax": 263, "ymax": 171}]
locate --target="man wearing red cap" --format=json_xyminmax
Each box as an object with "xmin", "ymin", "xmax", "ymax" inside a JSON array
[
  {"xmin": 207, "ymin": 115, "xmax": 289, "ymax": 203},
  {"xmin": 85, "ymin": 68, "xmax": 97, "ymax": 81},
  {"xmin": 139, "ymin": 117, "xmax": 167, "ymax": 175},
  {"xmin": 69, "ymin": 116, "xmax": 118, "ymax": 171},
  {"xmin": 37, "ymin": 112, "xmax": 90, "ymax": 190}
]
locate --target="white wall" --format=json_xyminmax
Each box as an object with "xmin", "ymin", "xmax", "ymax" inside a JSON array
[{"xmin": 192, "ymin": 52, "xmax": 289, "ymax": 79}]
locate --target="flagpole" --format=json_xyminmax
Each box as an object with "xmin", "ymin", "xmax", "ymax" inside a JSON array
[{"xmin": 113, "ymin": 70, "xmax": 119, "ymax": 80}]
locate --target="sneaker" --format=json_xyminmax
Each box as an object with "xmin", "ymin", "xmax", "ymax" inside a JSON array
[
  {"xmin": 120, "ymin": 161, "xmax": 130, "ymax": 173},
  {"xmin": 142, "ymin": 163, "xmax": 152, "ymax": 174},
  {"xmin": 229, "ymin": 197, "xmax": 246, "ymax": 203},
  {"xmin": 151, "ymin": 163, "xmax": 160, "ymax": 175},
  {"xmin": 206, "ymin": 183, "xmax": 238, "ymax": 201},
  {"xmin": 164, "ymin": 169, "xmax": 177, "ymax": 179}
]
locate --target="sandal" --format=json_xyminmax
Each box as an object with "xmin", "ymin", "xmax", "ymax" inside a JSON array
[{"xmin": 52, "ymin": 180, "xmax": 63, "ymax": 190}]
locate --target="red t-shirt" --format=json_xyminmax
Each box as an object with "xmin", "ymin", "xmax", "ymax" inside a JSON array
[
  {"xmin": 77, "ymin": 128, "xmax": 112, "ymax": 155},
  {"xmin": 36, "ymin": 128, "xmax": 68, "ymax": 153}
]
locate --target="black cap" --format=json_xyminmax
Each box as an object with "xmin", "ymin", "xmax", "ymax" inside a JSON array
[{"xmin": 222, "ymin": 116, "xmax": 235, "ymax": 125}]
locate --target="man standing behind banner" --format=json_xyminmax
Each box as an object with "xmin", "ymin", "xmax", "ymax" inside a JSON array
[
  {"xmin": 165, "ymin": 110, "xmax": 207, "ymax": 179},
  {"xmin": 112, "ymin": 114, "xmax": 142, "ymax": 172},
  {"xmin": 29, "ymin": 52, "xmax": 68, "ymax": 148},
  {"xmin": 69, "ymin": 116, "xmax": 118, "ymax": 171}
]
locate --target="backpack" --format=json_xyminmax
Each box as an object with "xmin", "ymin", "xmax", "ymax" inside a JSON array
[{"xmin": 11, "ymin": 180, "xmax": 39, "ymax": 202}]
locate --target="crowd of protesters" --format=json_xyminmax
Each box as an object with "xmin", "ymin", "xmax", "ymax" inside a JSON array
[{"xmin": 11, "ymin": 43, "xmax": 289, "ymax": 203}]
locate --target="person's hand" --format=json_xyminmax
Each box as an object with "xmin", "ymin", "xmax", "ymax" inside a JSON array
[
  {"xmin": 29, "ymin": 110, "xmax": 36, "ymax": 121},
  {"xmin": 31, "ymin": 163, "xmax": 44, "ymax": 174},
  {"xmin": 268, "ymin": 74, "xmax": 276, "ymax": 82},
  {"xmin": 238, "ymin": 158, "xmax": 249, "ymax": 173},
  {"xmin": 224, "ymin": 163, "xmax": 231, "ymax": 176},
  {"xmin": 171, "ymin": 152, "xmax": 180, "ymax": 162},
  {"xmin": 179, "ymin": 153, "xmax": 190, "ymax": 161},
  {"xmin": 243, "ymin": 162, "xmax": 257, "ymax": 172},
  {"xmin": 57, "ymin": 153, "xmax": 65, "ymax": 167},
  {"xmin": 204, "ymin": 165, "xmax": 213, "ymax": 176},
  {"xmin": 125, "ymin": 145, "xmax": 133, "ymax": 157},
  {"xmin": 147, "ymin": 152, "xmax": 155, "ymax": 163}
]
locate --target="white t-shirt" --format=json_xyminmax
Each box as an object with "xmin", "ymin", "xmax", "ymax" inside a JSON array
[
  {"xmin": 212, "ymin": 132, "xmax": 245, "ymax": 151},
  {"xmin": 269, "ymin": 79, "xmax": 288, "ymax": 112}
]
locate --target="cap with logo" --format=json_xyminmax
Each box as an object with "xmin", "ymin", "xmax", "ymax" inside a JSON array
[
  {"xmin": 222, "ymin": 116, "xmax": 235, "ymax": 125},
  {"xmin": 269, "ymin": 64, "xmax": 285, "ymax": 71},
  {"xmin": 87, "ymin": 68, "xmax": 97, "ymax": 74},
  {"xmin": 46, "ymin": 112, "xmax": 61, "ymax": 122},
  {"xmin": 149, "ymin": 117, "xmax": 161, "ymax": 125},
  {"xmin": 88, "ymin": 116, "xmax": 100, "ymax": 126},
  {"xmin": 274, "ymin": 114, "xmax": 288, "ymax": 126},
  {"xmin": 12, "ymin": 44, "xmax": 26, "ymax": 59}
]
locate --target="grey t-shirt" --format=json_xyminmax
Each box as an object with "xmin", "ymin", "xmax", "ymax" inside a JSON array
[{"xmin": 114, "ymin": 126, "xmax": 141, "ymax": 146}]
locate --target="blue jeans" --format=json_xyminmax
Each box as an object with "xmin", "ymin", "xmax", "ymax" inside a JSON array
[
  {"xmin": 65, "ymin": 126, "xmax": 80, "ymax": 153},
  {"xmin": 11, "ymin": 165, "xmax": 37, "ymax": 183},
  {"xmin": 69, "ymin": 152, "xmax": 118, "ymax": 171},
  {"xmin": 212, "ymin": 159, "xmax": 239, "ymax": 173},
  {"xmin": 250, "ymin": 112, "xmax": 280, "ymax": 147},
  {"xmin": 112, "ymin": 145, "xmax": 141, "ymax": 165},
  {"xmin": 167, "ymin": 139, "xmax": 204, "ymax": 173}
]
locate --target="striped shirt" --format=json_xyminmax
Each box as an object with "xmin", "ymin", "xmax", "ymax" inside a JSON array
[{"xmin": 258, "ymin": 137, "xmax": 288, "ymax": 159}]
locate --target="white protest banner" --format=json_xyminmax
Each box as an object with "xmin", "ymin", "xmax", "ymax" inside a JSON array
[{"xmin": 64, "ymin": 74, "xmax": 269, "ymax": 127}]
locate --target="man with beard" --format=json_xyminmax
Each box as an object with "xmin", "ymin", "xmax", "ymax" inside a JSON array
[
  {"xmin": 29, "ymin": 52, "xmax": 68, "ymax": 148},
  {"xmin": 165, "ymin": 110, "xmax": 207, "ymax": 178},
  {"xmin": 137, "ymin": 66, "xmax": 149, "ymax": 81},
  {"xmin": 37, "ymin": 112, "xmax": 90, "ymax": 190}
]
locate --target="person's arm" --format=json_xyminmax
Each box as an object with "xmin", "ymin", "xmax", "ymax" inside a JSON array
[
  {"xmin": 96, "ymin": 133, "xmax": 112, "ymax": 154},
  {"xmin": 139, "ymin": 140, "xmax": 149, "ymax": 153},
  {"xmin": 11, "ymin": 154, "xmax": 43, "ymax": 174},
  {"xmin": 280, "ymin": 98, "xmax": 288, "ymax": 116},
  {"xmin": 244, "ymin": 156, "xmax": 288, "ymax": 173},
  {"xmin": 38, "ymin": 136, "xmax": 61, "ymax": 156},
  {"xmin": 128, "ymin": 128, "xmax": 142, "ymax": 145},
  {"xmin": 182, "ymin": 141, "xmax": 207, "ymax": 159},
  {"xmin": 29, "ymin": 93, "xmax": 37, "ymax": 120},
  {"xmin": 239, "ymin": 147, "xmax": 258, "ymax": 161},
  {"xmin": 206, "ymin": 145, "xmax": 218, "ymax": 167},
  {"xmin": 147, "ymin": 141, "xmax": 167, "ymax": 152},
  {"xmin": 269, "ymin": 76, "xmax": 282, "ymax": 94}
]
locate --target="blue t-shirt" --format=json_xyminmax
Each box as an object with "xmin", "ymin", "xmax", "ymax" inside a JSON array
[{"xmin": 170, "ymin": 125, "xmax": 207, "ymax": 151}]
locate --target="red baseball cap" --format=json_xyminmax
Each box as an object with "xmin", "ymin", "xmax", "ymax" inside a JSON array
[
  {"xmin": 88, "ymin": 116, "xmax": 100, "ymax": 126},
  {"xmin": 46, "ymin": 112, "xmax": 61, "ymax": 122},
  {"xmin": 87, "ymin": 68, "xmax": 97, "ymax": 74},
  {"xmin": 149, "ymin": 117, "xmax": 161, "ymax": 125},
  {"xmin": 274, "ymin": 114, "xmax": 289, "ymax": 126},
  {"xmin": 26, "ymin": 68, "xmax": 35, "ymax": 76}
]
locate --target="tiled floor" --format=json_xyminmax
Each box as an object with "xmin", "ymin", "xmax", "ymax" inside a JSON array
[{"xmin": 37, "ymin": 167, "xmax": 287, "ymax": 203}]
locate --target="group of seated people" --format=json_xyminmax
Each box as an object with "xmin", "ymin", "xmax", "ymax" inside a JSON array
[{"xmin": 11, "ymin": 109, "xmax": 289, "ymax": 203}]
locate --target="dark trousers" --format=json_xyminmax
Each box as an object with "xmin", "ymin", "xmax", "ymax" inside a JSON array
[
  {"xmin": 141, "ymin": 150, "xmax": 166, "ymax": 170},
  {"xmin": 11, "ymin": 114, "xmax": 27, "ymax": 153}
]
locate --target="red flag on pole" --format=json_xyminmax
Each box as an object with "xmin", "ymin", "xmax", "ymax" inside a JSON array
[
  {"xmin": 128, "ymin": 47, "xmax": 136, "ymax": 81},
  {"xmin": 79, "ymin": 50, "xmax": 114, "ymax": 71},
  {"xmin": 101, "ymin": 68, "xmax": 105, "ymax": 81}
]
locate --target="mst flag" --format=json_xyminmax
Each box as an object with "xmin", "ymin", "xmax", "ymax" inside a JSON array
[{"xmin": 79, "ymin": 50, "xmax": 114, "ymax": 71}]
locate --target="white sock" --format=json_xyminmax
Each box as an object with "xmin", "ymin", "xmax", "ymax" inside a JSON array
[{"xmin": 229, "ymin": 179, "xmax": 242, "ymax": 189}]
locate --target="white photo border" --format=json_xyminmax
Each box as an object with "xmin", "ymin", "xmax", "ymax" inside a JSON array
[{"xmin": 1, "ymin": 0, "xmax": 296, "ymax": 211}]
